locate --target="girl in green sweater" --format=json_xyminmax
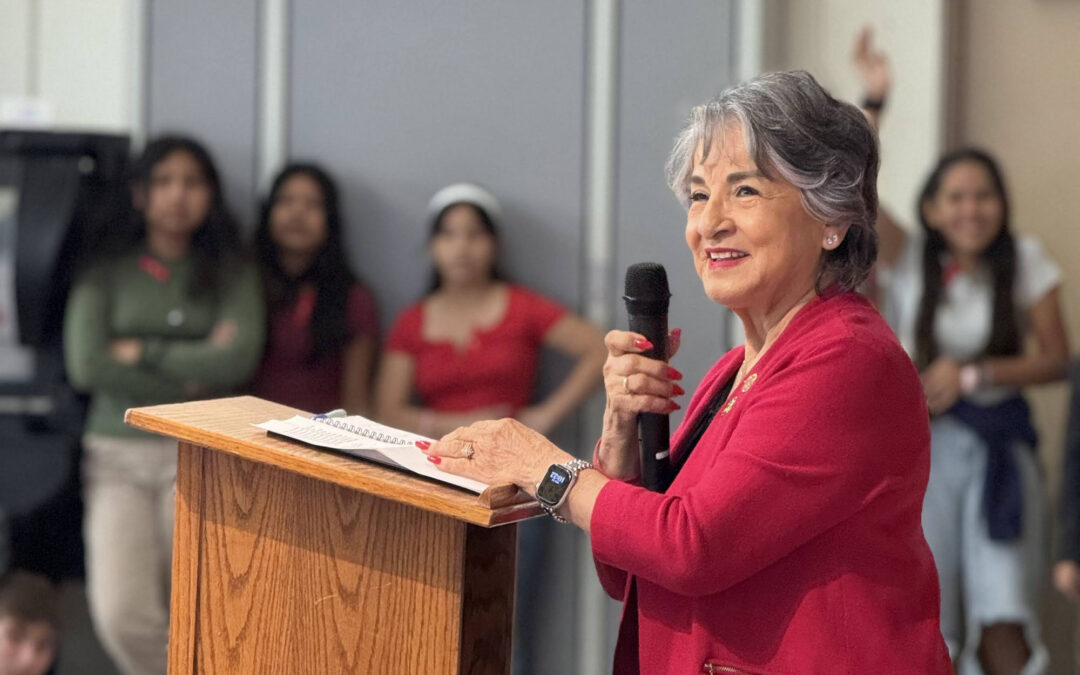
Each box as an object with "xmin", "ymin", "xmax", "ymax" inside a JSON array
[{"xmin": 63, "ymin": 136, "xmax": 264, "ymax": 675}]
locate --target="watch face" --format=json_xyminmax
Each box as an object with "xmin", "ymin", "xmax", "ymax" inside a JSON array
[{"xmin": 536, "ymin": 465, "xmax": 573, "ymax": 506}]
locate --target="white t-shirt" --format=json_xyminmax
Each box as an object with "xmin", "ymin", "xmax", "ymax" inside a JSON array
[{"xmin": 881, "ymin": 232, "xmax": 1061, "ymax": 366}]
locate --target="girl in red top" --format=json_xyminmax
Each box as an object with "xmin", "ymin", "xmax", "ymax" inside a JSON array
[
  {"xmin": 251, "ymin": 164, "xmax": 379, "ymax": 415},
  {"xmin": 421, "ymin": 73, "xmax": 951, "ymax": 673},
  {"xmin": 376, "ymin": 183, "xmax": 605, "ymax": 438}
]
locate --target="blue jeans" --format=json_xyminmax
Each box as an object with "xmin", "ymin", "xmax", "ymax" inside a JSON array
[{"xmin": 922, "ymin": 416, "xmax": 1048, "ymax": 675}]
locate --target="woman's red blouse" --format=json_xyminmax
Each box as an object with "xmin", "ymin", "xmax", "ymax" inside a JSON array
[{"xmin": 385, "ymin": 284, "xmax": 565, "ymax": 413}]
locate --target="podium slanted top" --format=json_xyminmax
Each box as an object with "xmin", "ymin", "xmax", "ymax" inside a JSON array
[{"xmin": 125, "ymin": 396, "xmax": 541, "ymax": 527}]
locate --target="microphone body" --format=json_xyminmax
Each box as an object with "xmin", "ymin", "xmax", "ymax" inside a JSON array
[{"xmin": 624, "ymin": 263, "xmax": 674, "ymax": 492}]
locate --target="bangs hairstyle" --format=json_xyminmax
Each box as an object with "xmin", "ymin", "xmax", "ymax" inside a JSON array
[{"xmin": 665, "ymin": 70, "xmax": 880, "ymax": 292}]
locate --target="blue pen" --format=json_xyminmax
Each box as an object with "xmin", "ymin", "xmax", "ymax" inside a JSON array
[{"xmin": 314, "ymin": 408, "xmax": 347, "ymax": 420}]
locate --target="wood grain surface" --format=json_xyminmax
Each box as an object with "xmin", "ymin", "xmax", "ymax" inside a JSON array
[
  {"xmin": 126, "ymin": 396, "xmax": 542, "ymax": 527},
  {"xmin": 172, "ymin": 443, "xmax": 505, "ymax": 674},
  {"xmin": 169, "ymin": 442, "xmax": 204, "ymax": 673},
  {"xmin": 460, "ymin": 525, "xmax": 518, "ymax": 675}
]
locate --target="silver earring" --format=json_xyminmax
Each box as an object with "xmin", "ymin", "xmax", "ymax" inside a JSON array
[{"xmin": 825, "ymin": 234, "xmax": 839, "ymax": 247}]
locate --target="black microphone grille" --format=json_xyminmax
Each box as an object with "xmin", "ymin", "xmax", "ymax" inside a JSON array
[{"xmin": 624, "ymin": 262, "xmax": 671, "ymax": 306}]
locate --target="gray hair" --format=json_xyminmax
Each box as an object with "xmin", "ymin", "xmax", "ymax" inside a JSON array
[{"xmin": 666, "ymin": 70, "xmax": 879, "ymax": 292}]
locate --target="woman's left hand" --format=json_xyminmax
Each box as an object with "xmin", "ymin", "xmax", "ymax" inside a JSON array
[
  {"xmin": 420, "ymin": 419, "xmax": 572, "ymax": 495},
  {"xmin": 921, "ymin": 357, "xmax": 961, "ymax": 415}
]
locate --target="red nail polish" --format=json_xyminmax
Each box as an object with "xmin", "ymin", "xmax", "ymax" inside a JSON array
[
  {"xmin": 672, "ymin": 385, "xmax": 685, "ymax": 396},
  {"xmin": 671, "ymin": 328, "xmax": 682, "ymax": 338},
  {"xmin": 427, "ymin": 455, "xmax": 441, "ymax": 464},
  {"xmin": 667, "ymin": 367, "xmax": 683, "ymax": 381},
  {"xmin": 668, "ymin": 401, "xmax": 682, "ymax": 412},
  {"xmin": 633, "ymin": 338, "xmax": 654, "ymax": 350},
  {"xmin": 416, "ymin": 441, "xmax": 431, "ymax": 450}
]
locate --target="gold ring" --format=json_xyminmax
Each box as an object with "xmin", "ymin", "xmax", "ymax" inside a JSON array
[
  {"xmin": 462, "ymin": 443, "xmax": 475, "ymax": 460},
  {"xmin": 622, "ymin": 376, "xmax": 631, "ymax": 395}
]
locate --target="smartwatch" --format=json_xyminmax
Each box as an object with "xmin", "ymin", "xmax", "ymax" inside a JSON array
[{"xmin": 535, "ymin": 458, "xmax": 593, "ymax": 523}]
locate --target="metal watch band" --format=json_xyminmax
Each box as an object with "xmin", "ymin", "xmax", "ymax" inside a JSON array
[
  {"xmin": 541, "ymin": 458, "xmax": 593, "ymax": 523},
  {"xmin": 564, "ymin": 458, "xmax": 593, "ymax": 474},
  {"xmin": 542, "ymin": 505, "xmax": 569, "ymax": 523}
]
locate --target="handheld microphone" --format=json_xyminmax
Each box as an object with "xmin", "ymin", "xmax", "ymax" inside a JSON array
[{"xmin": 623, "ymin": 263, "xmax": 674, "ymax": 492}]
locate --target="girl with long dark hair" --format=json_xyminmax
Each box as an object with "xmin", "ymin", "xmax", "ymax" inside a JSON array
[
  {"xmin": 857, "ymin": 32, "xmax": 1069, "ymax": 675},
  {"xmin": 63, "ymin": 136, "xmax": 264, "ymax": 675},
  {"xmin": 375, "ymin": 183, "xmax": 606, "ymax": 439},
  {"xmin": 250, "ymin": 164, "xmax": 378, "ymax": 414}
]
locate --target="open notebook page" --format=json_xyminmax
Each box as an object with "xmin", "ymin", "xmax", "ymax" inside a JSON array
[{"xmin": 255, "ymin": 414, "xmax": 488, "ymax": 494}]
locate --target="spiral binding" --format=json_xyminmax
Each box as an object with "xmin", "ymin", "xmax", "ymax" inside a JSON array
[{"xmin": 313, "ymin": 416, "xmax": 410, "ymax": 445}]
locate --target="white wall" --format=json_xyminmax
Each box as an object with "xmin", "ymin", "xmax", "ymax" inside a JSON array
[
  {"xmin": 0, "ymin": 1, "xmax": 32, "ymax": 96},
  {"xmin": 0, "ymin": 0, "xmax": 142, "ymax": 134},
  {"xmin": 759, "ymin": 0, "xmax": 947, "ymax": 228}
]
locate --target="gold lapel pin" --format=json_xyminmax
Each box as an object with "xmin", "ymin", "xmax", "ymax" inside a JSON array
[
  {"xmin": 740, "ymin": 373, "xmax": 758, "ymax": 393},
  {"xmin": 721, "ymin": 396, "xmax": 738, "ymax": 415}
]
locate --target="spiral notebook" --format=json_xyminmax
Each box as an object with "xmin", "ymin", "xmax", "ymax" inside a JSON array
[{"xmin": 254, "ymin": 413, "xmax": 488, "ymax": 494}]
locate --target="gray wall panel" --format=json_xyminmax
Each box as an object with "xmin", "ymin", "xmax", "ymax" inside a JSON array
[
  {"xmin": 616, "ymin": 0, "xmax": 738, "ymax": 428},
  {"xmin": 288, "ymin": 1, "xmax": 587, "ymax": 329},
  {"xmin": 147, "ymin": 0, "xmax": 259, "ymax": 225}
]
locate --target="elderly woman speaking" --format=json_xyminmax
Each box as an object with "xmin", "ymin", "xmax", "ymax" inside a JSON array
[{"xmin": 420, "ymin": 71, "xmax": 951, "ymax": 673}]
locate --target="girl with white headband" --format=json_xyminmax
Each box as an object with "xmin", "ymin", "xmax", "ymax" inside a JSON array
[{"xmin": 376, "ymin": 183, "xmax": 606, "ymax": 439}]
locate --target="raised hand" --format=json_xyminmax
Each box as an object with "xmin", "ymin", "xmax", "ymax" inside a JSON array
[{"xmin": 853, "ymin": 26, "xmax": 891, "ymax": 102}]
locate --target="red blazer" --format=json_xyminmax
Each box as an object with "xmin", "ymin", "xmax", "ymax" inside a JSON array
[{"xmin": 590, "ymin": 292, "xmax": 952, "ymax": 674}]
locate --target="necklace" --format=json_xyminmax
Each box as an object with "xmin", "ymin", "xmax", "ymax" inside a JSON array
[
  {"xmin": 729, "ymin": 353, "xmax": 758, "ymax": 403},
  {"xmin": 735, "ymin": 360, "xmax": 751, "ymax": 385},
  {"xmin": 728, "ymin": 289, "xmax": 817, "ymax": 403}
]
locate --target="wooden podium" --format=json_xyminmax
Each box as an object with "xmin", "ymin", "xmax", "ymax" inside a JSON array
[{"xmin": 125, "ymin": 396, "xmax": 542, "ymax": 675}]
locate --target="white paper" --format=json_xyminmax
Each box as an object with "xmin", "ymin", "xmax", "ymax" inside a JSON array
[{"xmin": 255, "ymin": 415, "xmax": 488, "ymax": 494}]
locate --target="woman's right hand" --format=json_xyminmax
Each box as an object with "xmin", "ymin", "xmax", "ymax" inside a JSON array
[
  {"xmin": 596, "ymin": 328, "xmax": 684, "ymax": 480},
  {"xmin": 921, "ymin": 357, "xmax": 962, "ymax": 416}
]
